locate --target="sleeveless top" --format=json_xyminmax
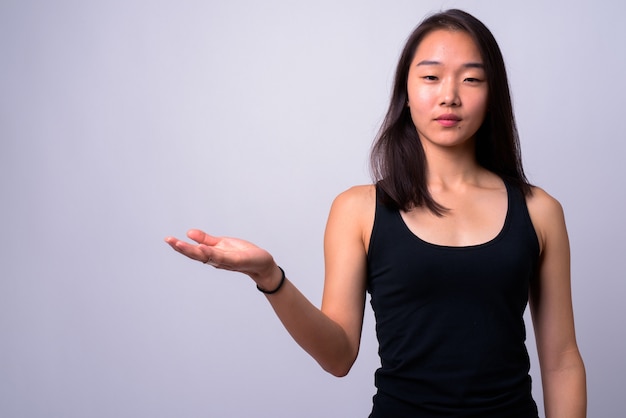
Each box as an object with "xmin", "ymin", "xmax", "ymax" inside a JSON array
[{"xmin": 366, "ymin": 181, "xmax": 540, "ymax": 418}]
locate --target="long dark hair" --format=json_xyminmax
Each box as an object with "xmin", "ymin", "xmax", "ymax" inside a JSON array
[{"xmin": 370, "ymin": 9, "xmax": 531, "ymax": 214}]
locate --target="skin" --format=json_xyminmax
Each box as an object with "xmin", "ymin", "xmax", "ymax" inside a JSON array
[{"xmin": 165, "ymin": 29, "xmax": 585, "ymax": 417}]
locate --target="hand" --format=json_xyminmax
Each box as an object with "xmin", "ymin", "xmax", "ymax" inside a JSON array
[{"xmin": 164, "ymin": 229, "xmax": 277, "ymax": 282}]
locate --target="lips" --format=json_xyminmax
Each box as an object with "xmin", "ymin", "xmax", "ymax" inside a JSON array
[{"xmin": 435, "ymin": 114, "xmax": 461, "ymax": 127}]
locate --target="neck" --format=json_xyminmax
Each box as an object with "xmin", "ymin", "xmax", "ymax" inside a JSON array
[{"xmin": 422, "ymin": 143, "xmax": 483, "ymax": 190}]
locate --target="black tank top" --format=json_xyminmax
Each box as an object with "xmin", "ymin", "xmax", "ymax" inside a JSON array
[{"xmin": 367, "ymin": 181, "xmax": 540, "ymax": 417}]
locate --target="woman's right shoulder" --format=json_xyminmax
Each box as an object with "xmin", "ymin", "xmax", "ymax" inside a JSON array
[
  {"xmin": 327, "ymin": 185, "xmax": 377, "ymax": 246},
  {"xmin": 331, "ymin": 184, "xmax": 376, "ymax": 213}
]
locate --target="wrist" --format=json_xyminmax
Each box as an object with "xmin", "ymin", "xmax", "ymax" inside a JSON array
[{"xmin": 255, "ymin": 265, "xmax": 285, "ymax": 295}]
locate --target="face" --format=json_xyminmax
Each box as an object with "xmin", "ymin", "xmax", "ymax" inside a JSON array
[{"xmin": 406, "ymin": 29, "xmax": 488, "ymax": 153}]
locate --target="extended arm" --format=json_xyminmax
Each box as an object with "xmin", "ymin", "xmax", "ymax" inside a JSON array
[
  {"xmin": 164, "ymin": 186, "xmax": 374, "ymax": 377},
  {"xmin": 527, "ymin": 188, "xmax": 587, "ymax": 418}
]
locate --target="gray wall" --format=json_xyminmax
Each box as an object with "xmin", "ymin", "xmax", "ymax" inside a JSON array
[{"xmin": 1, "ymin": 0, "xmax": 624, "ymax": 416}]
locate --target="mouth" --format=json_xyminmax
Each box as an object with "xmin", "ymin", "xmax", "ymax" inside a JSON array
[{"xmin": 435, "ymin": 114, "xmax": 461, "ymax": 127}]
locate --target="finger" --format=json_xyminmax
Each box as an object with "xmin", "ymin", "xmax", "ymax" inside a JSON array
[
  {"xmin": 165, "ymin": 237, "xmax": 195, "ymax": 254},
  {"xmin": 187, "ymin": 229, "xmax": 221, "ymax": 246},
  {"xmin": 196, "ymin": 244, "xmax": 245, "ymax": 271},
  {"xmin": 166, "ymin": 237, "xmax": 209, "ymax": 263},
  {"xmin": 196, "ymin": 244, "xmax": 227, "ymax": 267},
  {"xmin": 164, "ymin": 236, "xmax": 184, "ymax": 251},
  {"xmin": 164, "ymin": 236, "xmax": 181, "ymax": 246},
  {"xmin": 203, "ymin": 256, "xmax": 219, "ymax": 268}
]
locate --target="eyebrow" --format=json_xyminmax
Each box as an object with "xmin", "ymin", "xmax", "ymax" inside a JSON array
[{"xmin": 416, "ymin": 60, "xmax": 484, "ymax": 69}]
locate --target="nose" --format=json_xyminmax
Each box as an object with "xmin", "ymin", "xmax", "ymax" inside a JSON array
[{"xmin": 440, "ymin": 79, "xmax": 460, "ymax": 107}]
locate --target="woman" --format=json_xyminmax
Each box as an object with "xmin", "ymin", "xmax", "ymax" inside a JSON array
[{"xmin": 165, "ymin": 9, "xmax": 586, "ymax": 417}]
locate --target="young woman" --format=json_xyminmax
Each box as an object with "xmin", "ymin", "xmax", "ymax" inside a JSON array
[{"xmin": 165, "ymin": 9, "xmax": 586, "ymax": 417}]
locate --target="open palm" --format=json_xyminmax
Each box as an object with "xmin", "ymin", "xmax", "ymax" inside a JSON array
[{"xmin": 165, "ymin": 229, "xmax": 275, "ymax": 279}]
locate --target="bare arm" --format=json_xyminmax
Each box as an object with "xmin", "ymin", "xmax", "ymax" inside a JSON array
[
  {"xmin": 527, "ymin": 188, "xmax": 587, "ymax": 418},
  {"xmin": 164, "ymin": 186, "xmax": 374, "ymax": 377}
]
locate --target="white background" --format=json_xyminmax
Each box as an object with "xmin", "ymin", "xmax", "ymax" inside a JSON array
[{"xmin": 1, "ymin": 0, "xmax": 624, "ymax": 417}]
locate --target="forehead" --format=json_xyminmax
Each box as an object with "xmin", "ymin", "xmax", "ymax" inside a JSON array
[{"xmin": 413, "ymin": 29, "xmax": 482, "ymax": 64}]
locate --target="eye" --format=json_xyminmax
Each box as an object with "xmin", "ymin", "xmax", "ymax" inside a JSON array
[
  {"xmin": 464, "ymin": 77, "xmax": 483, "ymax": 83},
  {"xmin": 422, "ymin": 75, "xmax": 438, "ymax": 81}
]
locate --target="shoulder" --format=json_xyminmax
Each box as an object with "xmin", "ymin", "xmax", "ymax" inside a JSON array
[
  {"xmin": 332, "ymin": 184, "xmax": 376, "ymax": 209},
  {"xmin": 526, "ymin": 186, "xmax": 565, "ymax": 221},
  {"xmin": 525, "ymin": 186, "xmax": 567, "ymax": 254},
  {"xmin": 329, "ymin": 184, "xmax": 377, "ymax": 224},
  {"xmin": 326, "ymin": 184, "xmax": 377, "ymax": 248}
]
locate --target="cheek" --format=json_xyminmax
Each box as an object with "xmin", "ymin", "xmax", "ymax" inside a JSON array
[
  {"xmin": 407, "ymin": 90, "xmax": 434, "ymax": 113},
  {"xmin": 467, "ymin": 94, "xmax": 489, "ymax": 119},
  {"xmin": 477, "ymin": 91, "xmax": 489, "ymax": 114}
]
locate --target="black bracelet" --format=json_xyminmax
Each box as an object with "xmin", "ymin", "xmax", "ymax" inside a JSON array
[{"xmin": 256, "ymin": 266, "xmax": 286, "ymax": 294}]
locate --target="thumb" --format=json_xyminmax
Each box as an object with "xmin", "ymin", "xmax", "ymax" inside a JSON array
[{"xmin": 187, "ymin": 229, "xmax": 220, "ymax": 246}]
